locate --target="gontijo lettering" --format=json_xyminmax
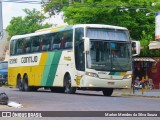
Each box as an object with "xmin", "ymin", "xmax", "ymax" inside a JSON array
[{"xmin": 21, "ymin": 56, "xmax": 38, "ymax": 63}]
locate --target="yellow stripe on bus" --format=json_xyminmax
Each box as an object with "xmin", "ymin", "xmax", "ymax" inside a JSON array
[
  {"xmin": 120, "ymin": 72, "xmax": 126, "ymax": 76},
  {"xmin": 34, "ymin": 53, "xmax": 48, "ymax": 86}
]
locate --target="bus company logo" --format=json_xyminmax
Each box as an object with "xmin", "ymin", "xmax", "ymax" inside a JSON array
[
  {"xmin": 64, "ymin": 56, "xmax": 71, "ymax": 61},
  {"xmin": 21, "ymin": 56, "xmax": 38, "ymax": 63}
]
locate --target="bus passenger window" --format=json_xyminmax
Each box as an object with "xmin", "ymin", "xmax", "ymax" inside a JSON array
[
  {"xmin": 64, "ymin": 30, "xmax": 73, "ymax": 49},
  {"xmin": 15, "ymin": 39, "xmax": 23, "ymax": 54},
  {"xmin": 10, "ymin": 40, "xmax": 15, "ymax": 55},
  {"xmin": 42, "ymin": 44, "xmax": 49, "ymax": 51},
  {"xmin": 25, "ymin": 47, "xmax": 30, "ymax": 53},
  {"xmin": 41, "ymin": 34, "xmax": 51, "ymax": 51},
  {"xmin": 61, "ymin": 32, "xmax": 66, "ymax": 49},
  {"xmin": 16, "ymin": 48, "xmax": 22, "ymax": 54},
  {"xmin": 32, "ymin": 36, "xmax": 40, "ymax": 53},
  {"xmin": 65, "ymin": 42, "xmax": 72, "ymax": 49},
  {"xmin": 52, "ymin": 33, "xmax": 61, "ymax": 50},
  {"xmin": 53, "ymin": 43, "xmax": 60, "ymax": 50},
  {"xmin": 24, "ymin": 38, "xmax": 31, "ymax": 53},
  {"xmin": 35, "ymin": 46, "xmax": 40, "ymax": 52}
]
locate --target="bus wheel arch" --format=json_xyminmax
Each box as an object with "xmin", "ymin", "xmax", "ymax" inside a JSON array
[
  {"xmin": 17, "ymin": 74, "xmax": 24, "ymax": 91},
  {"xmin": 64, "ymin": 72, "xmax": 76, "ymax": 94}
]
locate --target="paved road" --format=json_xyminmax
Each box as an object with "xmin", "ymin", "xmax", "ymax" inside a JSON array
[{"xmin": 0, "ymin": 87, "xmax": 160, "ymax": 120}]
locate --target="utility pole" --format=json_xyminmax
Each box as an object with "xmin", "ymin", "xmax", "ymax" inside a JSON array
[{"xmin": 0, "ymin": 1, "xmax": 3, "ymax": 40}]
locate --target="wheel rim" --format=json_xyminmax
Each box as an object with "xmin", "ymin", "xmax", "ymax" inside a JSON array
[
  {"xmin": 24, "ymin": 82, "xmax": 28, "ymax": 91},
  {"xmin": 23, "ymin": 76, "xmax": 29, "ymax": 91},
  {"xmin": 66, "ymin": 78, "xmax": 71, "ymax": 92},
  {"xmin": 17, "ymin": 78, "xmax": 22, "ymax": 90},
  {"xmin": 64, "ymin": 75, "xmax": 76, "ymax": 94}
]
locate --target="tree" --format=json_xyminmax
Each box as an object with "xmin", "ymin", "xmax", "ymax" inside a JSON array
[
  {"xmin": 43, "ymin": 0, "xmax": 160, "ymax": 56},
  {"xmin": 6, "ymin": 8, "xmax": 51, "ymax": 40},
  {"xmin": 43, "ymin": 0, "xmax": 155, "ymax": 39}
]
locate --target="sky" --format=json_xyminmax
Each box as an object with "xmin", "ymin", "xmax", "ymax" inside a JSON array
[{"xmin": 2, "ymin": 1, "xmax": 65, "ymax": 29}]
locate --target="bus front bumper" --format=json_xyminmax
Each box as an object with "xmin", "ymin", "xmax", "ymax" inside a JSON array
[{"xmin": 78, "ymin": 76, "xmax": 132, "ymax": 89}]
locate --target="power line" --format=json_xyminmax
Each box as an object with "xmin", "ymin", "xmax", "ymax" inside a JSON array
[
  {"xmin": 3, "ymin": 0, "xmax": 41, "ymax": 4},
  {"xmin": 1, "ymin": 0, "xmax": 48, "ymax": 4}
]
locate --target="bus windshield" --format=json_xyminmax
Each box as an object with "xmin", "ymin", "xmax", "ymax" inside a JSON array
[
  {"xmin": 86, "ymin": 28, "xmax": 131, "ymax": 71},
  {"xmin": 87, "ymin": 41, "xmax": 131, "ymax": 71}
]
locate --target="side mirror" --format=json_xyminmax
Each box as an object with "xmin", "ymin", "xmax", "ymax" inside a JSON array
[
  {"xmin": 83, "ymin": 37, "xmax": 90, "ymax": 52},
  {"xmin": 132, "ymin": 40, "xmax": 140, "ymax": 56}
]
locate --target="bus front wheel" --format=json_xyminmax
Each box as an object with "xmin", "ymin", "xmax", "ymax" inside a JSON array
[
  {"xmin": 64, "ymin": 75, "xmax": 76, "ymax": 94},
  {"xmin": 102, "ymin": 88, "xmax": 113, "ymax": 96}
]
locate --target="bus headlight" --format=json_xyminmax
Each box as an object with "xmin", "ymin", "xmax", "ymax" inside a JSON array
[
  {"xmin": 85, "ymin": 72, "xmax": 99, "ymax": 78},
  {"xmin": 123, "ymin": 74, "xmax": 132, "ymax": 79}
]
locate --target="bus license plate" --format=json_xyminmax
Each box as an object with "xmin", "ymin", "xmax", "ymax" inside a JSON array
[{"xmin": 108, "ymin": 82, "xmax": 115, "ymax": 85}]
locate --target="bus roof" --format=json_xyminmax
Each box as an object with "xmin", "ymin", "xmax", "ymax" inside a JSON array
[
  {"xmin": 73, "ymin": 24, "xmax": 128, "ymax": 30},
  {"xmin": 10, "ymin": 25, "xmax": 73, "ymax": 40},
  {"xmin": 10, "ymin": 24, "xmax": 128, "ymax": 40}
]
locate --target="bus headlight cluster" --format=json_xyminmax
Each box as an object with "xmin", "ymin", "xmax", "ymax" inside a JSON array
[
  {"xmin": 85, "ymin": 72, "xmax": 99, "ymax": 78},
  {"xmin": 123, "ymin": 74, "xmax": 132, "ymax": 79}
]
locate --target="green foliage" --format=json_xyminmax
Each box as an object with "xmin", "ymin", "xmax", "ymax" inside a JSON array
[
  {"xmin": 139, "ymin": 31, "xmax": 151, "ymax": 56},
  {"xmin": 43, "ymin": 0, "xmax": 160, "ymax": 57},
  {"xmin": 6, "ymin": 8, "xmax": 51, "ymax": 40}
]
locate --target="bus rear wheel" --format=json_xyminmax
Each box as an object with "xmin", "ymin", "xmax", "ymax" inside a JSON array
[
  {"xmin": 23, "ymin": 75, "xmax": 31, "ymax": 91},
  {"xmin": 64, "ymin": 75, "xmax": 76, "ymax": 94},
  {"xmin": 17, "ymin": 76, "xmax": 24, "ymax": 91},
  {"xmin": 102, "ymin": 88, "xmax": 113, "ymax": 96}
]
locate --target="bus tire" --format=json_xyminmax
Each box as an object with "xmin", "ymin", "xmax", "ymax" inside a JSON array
[
  {"xmin": 64, "ymin": 74, "xmax": 76, "ymax": 94},
  {"xmin": 23, "ymin": 75, "xmax": 31, "ymax": 91},
  {"xmin": 50, "ymin": 87, "xmax": 65, "ymax": 93},
  {"xmin": 102, "ymin": 88, "xmax": 113, "ymax": 96},
  {"xmin": 17, "ymin": 76, "xmax": 24, "ymax": 91}
]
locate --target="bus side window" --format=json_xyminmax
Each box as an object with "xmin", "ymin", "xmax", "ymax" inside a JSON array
[
  {"xmin": 41, "ymin": 34, "xmax": 51, "ymax": 51},
  {"xmin": 42, "ymin": 44, "xmax": 49, "ymax": 51},
  {"xmin": 32, "ymin": 36, "xmax": 40, "ymax": 53},
  {"xmin": 53, "ymin": 43, "xmax": 60, "ymax": 50},
  {"xmin": 25, "ymin": 47, "xmax": 30, "ymax": 53},
  {"xmin": 15, "ymin": 39, "xmax": 23, "ymax": 55},
  {"xmin": 52, "ymin": 33, "xmax": 61, "ymax": 50},
  {"xmin": 10, "ymin": 40, "xmax": 15, "ymax": 56},
  {"xmin": 65, "ymin": 42, "xmax": 72, "ymax": 49},
  {"xmin": 24, "ymin": 38, "xmax": 31, "ymax": 53},
  {"xmin": 61, "ymin": 32, "xmax": 66, "ymax": 49},
  {"xmin": 75, "ymin": 28, "xmax": 85, "ymax": 71},
  {"xmin": 64, "ymin": 30, "xmax": 73, "ymax": 49}
]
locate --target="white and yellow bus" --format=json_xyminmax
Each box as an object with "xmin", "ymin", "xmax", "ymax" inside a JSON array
[{"xmin": 8, "ymin": 24, "xmax": 140, "ymax": 96}]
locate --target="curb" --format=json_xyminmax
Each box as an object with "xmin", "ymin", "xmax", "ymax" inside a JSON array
[
  {"xmin": 120, "ymin": 93, "xmax": 160, "ymax": 98},
  {"xmin": 0, "ymin": 105, "xmax": 9, "ymax": 109}
]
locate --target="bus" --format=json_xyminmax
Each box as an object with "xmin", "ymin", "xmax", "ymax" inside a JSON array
[{"xmin": 8, "ymin": 24, "xmax": 140, "ymax": 96}]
